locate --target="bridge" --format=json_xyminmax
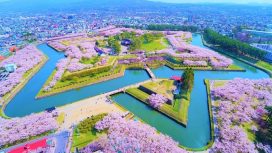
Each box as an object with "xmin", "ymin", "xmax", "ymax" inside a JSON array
[
  {"xmin": 105, "ymin": 80, "xmax": 152, "ymax": 96},
  {"xmin": 144, "ymin": 65, "xmax": 156, "ymax": 80}
]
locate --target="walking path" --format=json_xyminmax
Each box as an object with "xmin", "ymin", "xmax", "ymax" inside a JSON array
[
  {"xmin": 106, "ymin": 79, "xmax": 152, "ymax": 96},
  {"xmin": 57, "ymin": 79, "xmax": 152, "ymax": 130},
  {"xmin": 144, "ymin": 65, "xmax": 156, "ymax": 80}
]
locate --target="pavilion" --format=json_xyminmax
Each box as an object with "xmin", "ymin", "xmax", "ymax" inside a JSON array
[{"xmin": 170, "ymin": 76, "xmax": 183, "ymax": 82}]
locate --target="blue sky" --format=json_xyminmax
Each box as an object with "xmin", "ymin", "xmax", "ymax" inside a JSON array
[
  {"xmin": 0, "ymin": 0, "xmax": 271, "ymax": 4},
  {"xmin": 150, "ymin": 0, "xmax": 272, "ymax": 4}
]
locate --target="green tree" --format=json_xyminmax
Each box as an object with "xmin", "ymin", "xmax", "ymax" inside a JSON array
[
  {"xmin": 77, "ymin": 113, "xmax": 107, "ymax": 134},
  {"xmin": 112, "ymin": 41, "xmax": 121, "ymax": 54},
  {"xmin": 147, "ymin": 24, "xmax": 198, "ymax": 32},
  {"xmin": 182, "ymin": 68, "xmax": 194, "ymax": 92},
  {"xmin": 130, "ymin": 37, "xmax": 142, "ymax": 51},
  {"xmin": 203, "ymin": 29, "xmax": 267, "ymax": 59},
  {"xmin": 256, "ymin": 106, "xmax": 272, "ymax": 145},
  {"xmin": 107, "ymin": 36, "xmax": 115, "ymax": 47}
]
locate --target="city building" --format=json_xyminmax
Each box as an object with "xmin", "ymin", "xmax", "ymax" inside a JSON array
[{"xmin": 4, "ymin": 64, "xmax": 17, "ymax": 73}]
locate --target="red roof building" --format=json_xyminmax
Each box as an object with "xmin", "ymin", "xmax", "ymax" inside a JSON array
[
  {"xmin": 170, "ymin": 76, "xmax": 183, "ymax": 82},
  {"xmin": 8, "ymin": 139, "xmax": 47, "ymax": 153},
  {"xmin": 0, "ymin": 56, "xmax": 4, "ymax": 61},
  {"xmin": 9, "ymin": 46, "xmax": 18, "ymax": 53}
]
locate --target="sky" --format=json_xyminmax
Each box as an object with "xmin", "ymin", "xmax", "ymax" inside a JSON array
[
  {"xmin": 150, "ymin": 0, "xmax": 272, "ymax": 4},
  {"xmin": 0, "ymin": 0, "xmax": 271, "ymax": 4}
]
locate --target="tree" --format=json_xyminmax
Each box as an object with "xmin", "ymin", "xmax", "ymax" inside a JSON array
[
  {"xmin": 112, "ymin": 41, "xmax": 121, "ymax": 54},
  {"xmin": 148, "ymin": 94, "xmax": 168, "ymax": 109},
  {"xmin": 182, "ymin": 68, "xmax": 194, "ymax": 92},
  {"xmin": 130, "ymin": 37, "xmax": 142, "ymax": 51},
  {"xmin": 107, "ymin": 36, "xmax": 115, "ymax": 47},
  {"xmin": 256, "ymin": 106, "xmax": 272, "ymax": 145},
  {"xmin": 107, "ymin": 36, "xmax": 121, "ymax": 54},
  {"xmin": 0, "ymin": 112, "xmax": 58, "ymax": 148},
  {"xmin": 81, "ymin": 113, "xmax": 187, "ymax": 153},
  {"xmin": 203, "ymin": 29, "xmax": 267, "ymax": 59},
  {"xmin": 147, "ymin": 24, "xmax": 198, "ymax": 32}
]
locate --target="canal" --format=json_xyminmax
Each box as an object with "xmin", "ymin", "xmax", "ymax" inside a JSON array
[
  {"xmin": 112, "ymin": 34, "xmax": 269, "ymax": 149},
  {"xmin": 4, "ymin": 45, "xmax": 150, "ymax": 117},
  {"xmin": 4, "ymin": 34, "xmax": 270, "ymax": 149}
]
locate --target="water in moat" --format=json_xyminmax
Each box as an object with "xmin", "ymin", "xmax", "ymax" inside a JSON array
[
  {"xmin": 4, "ymin": 34, "xmax": 270, "ymax": 149},
  {"xmin": 4, "ymin": 44, "xmax": 150, "ymax": 117},
  {"xmin": 112, "ymin": 34, "xmax": 269, "ymax": 148}
]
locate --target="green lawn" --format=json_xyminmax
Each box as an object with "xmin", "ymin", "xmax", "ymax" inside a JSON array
[
  {"xmin": 71, "ymin": 114, "xmax": 107, "ymax": 152},
  {"xmin": 140, "ymin": 38, "xmax": 167, "ymax": 52},
  {"xmin": 80, "ymin": 56, "xmax": 101, "ymax": 65},
  {"xmin": 242, "ymin": 123, "xmax": 256, "ymax": 142},
  {"xmin": 173, "ymin": 99, "xmax": 181, "ymax": 112},
  {"xmin": 256, "ymin": 61, "xmax": 272, "ymax": 72},
  {"xmin": 118, "ymin": 54, "xmax": 138, "ymax": 60},
  {"xmin": 213, "ymin": 80, "xmax": 227, "ymax": 88},
  {"xmin": 178, "ymin": 92, "xmax": 190, "ymax": 124},
  {"xmin": 126, "ymin": 88, "xmax": 149, "ymax": 102},
  {"xmin": 0, "ymin": 107, "xmax": 10, "ymax": 119},
  {"xmin": 142, "ymin": 80, "xmax": 175, "ymax": 100},
  {"xmin": 71, "ymin": 128, "xmax": 102, "ymax": 152},
  {"xmin": 227, "ymin": 64, "xmax": 244, "ymax": 71},
  {"xmin": 126, "ymin": 80, "xmax": 191, "ymax": 126},
  {"xmin": 37, "ymin": 65, "xmax": 124, "ymax": 98}
]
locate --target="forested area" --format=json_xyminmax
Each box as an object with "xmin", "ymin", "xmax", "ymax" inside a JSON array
[
  {"xmin": 147, "ymin": 24, "xmax": 198, "ymax": 32},
  {"xmin": 203, "ymin": 29, "xmax": 267, "ymax": 59}
]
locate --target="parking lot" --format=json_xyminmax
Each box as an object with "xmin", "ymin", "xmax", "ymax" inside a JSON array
[
  {"xmin": 0, "ymin": 69, "xmax": 9, "ymax": 82},
  {"xmin": 0, "ymin": 50, "xmax": 10, "ymax": 57}
]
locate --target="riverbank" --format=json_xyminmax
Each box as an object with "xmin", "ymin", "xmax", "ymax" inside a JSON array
[
  {"xmin": 36, "ymin": 65, "xmax": 126, "ymax": 99},
  {"xmin": 125, "ymin": 81, "xmax": 190, "ymax": 127},
  {"xmin": 57, "ymin": 94, "xmax": 124, "ymax": 131},
  {"xmin": 180, "ymin": 80, "xmax": 214, "ymax": 152},
  {"xmin": 0, "ymin": 52, "xmax": 48, "ymax": 118},
  {"xmin": 201, "ymin": 35, "xmax": 272, "ymax": 78},
  {"xmin": 3, "ymin": 34, "xmax": 270, "ymax": 150}
]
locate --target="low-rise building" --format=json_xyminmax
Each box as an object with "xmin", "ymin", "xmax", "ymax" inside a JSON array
[{"xmin": 4, "ymin": 64, "xmax": 17, "ymax": 73}]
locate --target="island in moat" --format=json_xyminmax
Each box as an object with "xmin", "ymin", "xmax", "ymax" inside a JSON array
[{"xmin": 0, "ymin": 26, "xmax": 271, "ymax": 153}]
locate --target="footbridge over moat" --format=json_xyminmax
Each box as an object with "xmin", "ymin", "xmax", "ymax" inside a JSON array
[{"xmin": 144, "ymin": 65, "xmax": 156, "ymax": 80}]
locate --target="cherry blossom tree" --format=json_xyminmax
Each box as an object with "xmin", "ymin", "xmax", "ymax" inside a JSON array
[
  {"xmin": 0, "ymin": 45, "xmax": 44, "ymax": 97},
  {"xmin": 210, "ymin": 78, "xmax": 272, "ymax": 153},
  {"xmin": 0, "ymin": 112, "xmax": 58, "ymax": 147},
  {"xmin": 148, "ymin": 94, "xmax": 168, "ymax": 109},
  {"xmin": 81, "ymin": 113, "xmax": 187, "ymax": 153}
]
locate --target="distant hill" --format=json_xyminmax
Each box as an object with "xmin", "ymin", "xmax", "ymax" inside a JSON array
[
  {"xmin": 0, "ymin": 0, "xmax": 271, "ymax": 15},
  {"xmin": 0, "ymin": 0, "xmax": 164, "ymax": 13}
]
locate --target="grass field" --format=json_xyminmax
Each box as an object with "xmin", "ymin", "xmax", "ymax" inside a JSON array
[
  {"xmin": 126, "ymin": 79, "xmax": 190, "ymax": 126},
  {"xmin": 71, "ymin": 128, "xmax": 102, "ymax": 152},
  {"xmin": 71, "ymin": 114, "xmax": 106, "ymax": 152},
  {"xmin": 242, "ymin": 123, "xmax": 256, "ymax": 141},
  {"xmin": 140, "ymin": 38, "xmax": 168, "ymax": 52},
  {"xmin": 141, "ymin": 80, "xmax": 174, "ymax": 100},
  {"xmin": 213, "ymin": 80, "xmax": 227, "ymax": 88},
  {"xmin": 166, "ymin": 59, "xmax": 244, "ymax": 71},
  {"xmin": 256, "ymin": 61, "xmax": 272, "ymax": 72},
  {"xmin": 126, "ymin": 88, "xmax": 149, "ymax": 102},
  {"xmin": 37, "ymin": 65, "xmax": 124, "ymax": 98},
  {"xmin": 80, "ymin": 56, "xmax": 101, "ymax": 65},
  {"xmin": 227, "ymin": 64, "xmax": 244, "ymax": 71},
  {"xmin": 178, "ymin": 92, "xmax": 190, "ymax": 124}
]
